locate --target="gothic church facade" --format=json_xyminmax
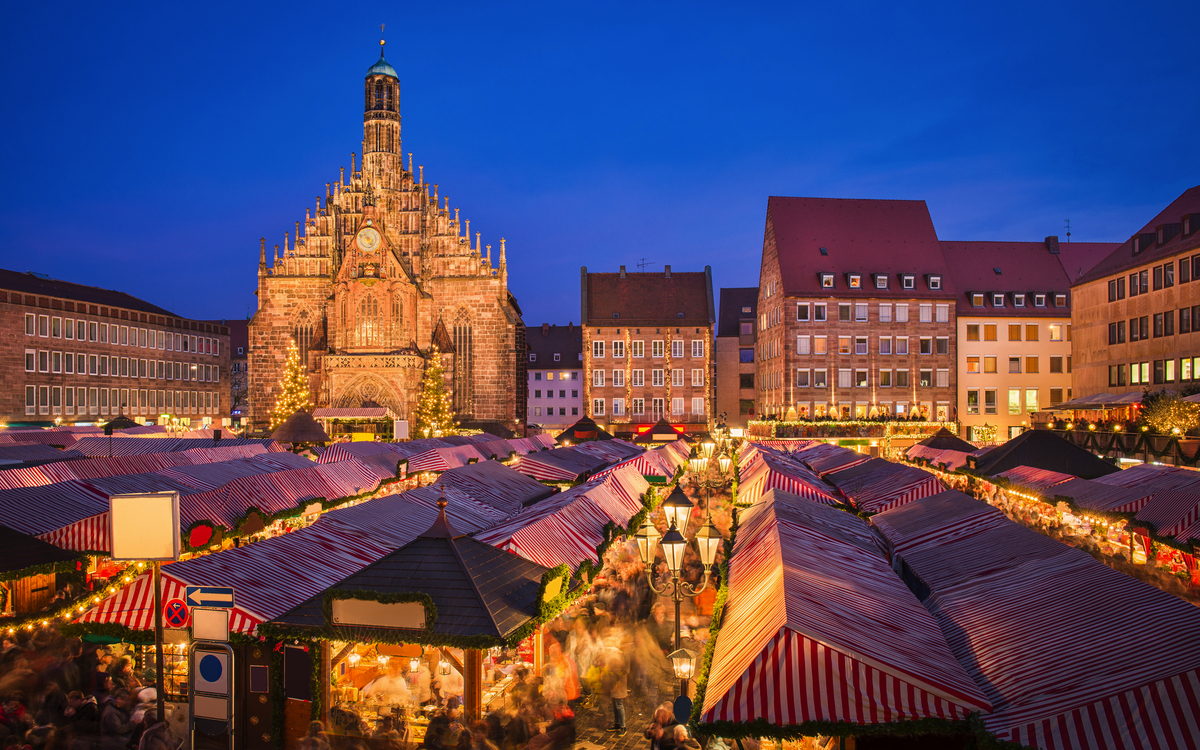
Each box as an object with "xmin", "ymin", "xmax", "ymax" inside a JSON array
[{"xmin": 248, "ymin": 44, "xmax": 525, "ymax": 432}]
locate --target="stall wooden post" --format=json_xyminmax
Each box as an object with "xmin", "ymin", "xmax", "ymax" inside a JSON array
[
  {"xmin": 320, "ymin": 640, "xmax": 331, "ymax": 725},
  {"xmin": 533, "ymin": 626, "xmax": 545, "ymax": 676},
  {"xmin": 464, "ymin": 649, "xmax": 483, "ymax": 722}
]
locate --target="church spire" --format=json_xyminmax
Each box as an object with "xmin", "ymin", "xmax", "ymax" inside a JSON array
[{"xmin": 259, "ymin": 237, "xmax": 266, "ymax": 275}]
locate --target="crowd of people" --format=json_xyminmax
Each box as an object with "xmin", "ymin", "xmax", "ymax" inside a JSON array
[{"xmin": 0, "ymin": 631, "xmax": 171, "ymax": 750}]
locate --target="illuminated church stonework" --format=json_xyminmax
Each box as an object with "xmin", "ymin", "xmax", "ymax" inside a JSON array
[{"xmin": 248, "ymin": 43, "xmax": 525, "ymax": 430}]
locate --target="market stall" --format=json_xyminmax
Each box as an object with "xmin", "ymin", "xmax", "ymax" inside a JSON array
[
  {"xmin": 869, "ymin": 490, "xmax": 1200, "ymax": 750},
  {"xmin": 260, "ymin": 497, "xmax": 579, "ymax": 742},
  {"xmin": 696, "ymin": 489, "xmax": 991, "ymax": 743}
]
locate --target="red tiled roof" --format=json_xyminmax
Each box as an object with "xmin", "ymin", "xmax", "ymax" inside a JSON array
[
  {"xmin": 766, "ymin": 197, "xmax": 953, "ymax": 299},
  {"xmin": 1073, "ymin": 184, "xmax": 1200, "ymax": 285},
  {"xmin": 940, "ymin": 240, "xmax": 1116, "ymax": 317},
  {"xmin": 583, "ymin": 269, "xmax": 713, "ymax": 326},
  {"xmin": 1054, "ymin": 242, "xmax": 1121, "ymax": 283}
]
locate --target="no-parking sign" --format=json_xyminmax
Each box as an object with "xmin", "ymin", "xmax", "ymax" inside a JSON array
[{"xmin": 163, "ymin": 599, "xmax": 189, "ymax": 628}]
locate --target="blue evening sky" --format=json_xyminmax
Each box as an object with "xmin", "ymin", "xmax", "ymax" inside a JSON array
[{"xmin": 1, "ymin": 1, "xmax": 1197, "ymax": 325}]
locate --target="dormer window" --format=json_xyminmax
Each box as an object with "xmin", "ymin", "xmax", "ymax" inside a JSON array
[
  {"xmin": 1013, "ymin": 293, "xmax": 1026, "ymax": 307},
  {"xmin": 1033, "ymin": 294, "xmax": 1047, "ymax": 307},
  {"xmin": 992, "ymin": 293, "xmax": 1005, "ymax": 307},
  {"xmin": 553, "ymin": 353, "xmax": 561, "ymax": 361},
  {"xmin": 820, "ymin": 273, "xmax": 835, "ymax": 289},
  {"xmin": 874, "ymin": 274, "xmax": 888, "ymax": 289},
  {"xmin": 1185, "ymin": 216, "xmax": 1194, "ymax": 237},
  {"xmin": 1054, "ymin": 293, "xmax": 1067, "ymax": 307},
  {"xmin": 848, "ymin": 274, "xmax": 862, "ymax": 289},
  {"xmin": 901, "ymin": 274, "xmax": 915, "ymax": 290},
  {"xmin": 612, "ymin": 312, "xmax": 620, "ymax": 319},
  {"xmin": 927, "ymin": 275, "xmax": 942, "ymax": 290},
  {"xmin": 1158, "ymin": 228, "xmax": 1165, "ymax": 244},
  {"xmin": 971, "ymin": 294, "xmax": 985, "ymax": 307},
  {"xmin": 529, "ymin": 353, "xmax": 537, "ymax": 361}
]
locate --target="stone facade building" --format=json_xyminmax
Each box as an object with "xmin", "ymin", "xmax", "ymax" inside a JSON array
[
  {"xmin": 580, "ymin": 265, "xmax": 715, "ymax": 437},
  {"xmin": 2, "ymin": 269, "xmax": 230, "ymax": 426},
  {"xmin": 714, "ymin": 288, "xmax": 758, "ymax": 430},
  {"xmin": 1071, "ymin": 185, "xmax": 1200, "ymax": 398},
  {"xmin": 526, "ymin": 323, "xmax": 583, "ymax": 430},
  {"xmin": 757, "ymin": 197, "xmax": 957, "ymax": 421},
  {"xmin": 248, "ymin": 44, "xmax": 525, "ymax": 432}
]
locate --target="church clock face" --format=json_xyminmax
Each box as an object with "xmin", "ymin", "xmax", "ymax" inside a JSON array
[{"xmin": 357, "ymin": 227, "xmax": 381, "ymax": 251}]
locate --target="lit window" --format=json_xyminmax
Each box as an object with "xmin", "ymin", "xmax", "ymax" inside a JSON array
[
  {"xmin": 820, "ymin": 273, "xmax": 835, "ymax": 289},
  {"xmin": 874, "ymin": 275, "xmax": 888, "ymax": 289},
  {"xmin": 848, "ymin": 274, "xmax": 862, "ymax": 289}
]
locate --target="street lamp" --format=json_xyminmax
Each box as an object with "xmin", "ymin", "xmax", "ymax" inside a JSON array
[
  {"xmin": 634, "ymin": 485, "xmax": 720, "ymax": 697},
  {"xmin": 669, "ymin": 647, "xmax": 698, "ymax": 681}
]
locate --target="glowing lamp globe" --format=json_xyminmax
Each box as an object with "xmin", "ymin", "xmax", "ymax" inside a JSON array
[
  {"xmin": 693, "ymin": 515, "xmax": 721, "ymax": 567},
  {"xmin": 633, "ymin": 517, "xmax": 662, "ymax": 566},
  {"xmin": 661, "ymin": 487, "xmax": 694, "ymax": 531},
  {"xmin": 689, "ymin": 456, "xmax": 707, "ymax": 474},
  {"xmin": 701, "ymin": 441, "xmax": 715, "ymax": 458},
  {"xmin": 660, "ymin": 523, "xmax": 688, "ymax": 574},
  {"xmin": 669, "ymin": 647, "xmax": 698, "ymax": 681},
  {"xmin": 718, "ymin": 453, "xmax": 731, "ymax": 474},
  {"xmin": 410, "ymin": 656, "xmax": 421, "ymax": 673}
]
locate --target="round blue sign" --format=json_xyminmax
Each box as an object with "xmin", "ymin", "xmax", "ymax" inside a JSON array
[{"xmin": 199, "ymin": 653, "xmax": 223, "ymax": 683}]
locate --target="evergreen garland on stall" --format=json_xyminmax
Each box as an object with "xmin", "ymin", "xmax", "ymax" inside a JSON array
[
  {"xmin": 270, "ymin": 340, "xmax": 314, "ymax": 430},
  {"xmin": 413, "ymin": 347, "xmax": 457, "ymax": 439}
]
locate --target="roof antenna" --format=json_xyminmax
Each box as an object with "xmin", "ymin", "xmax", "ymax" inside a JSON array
[
  {"xmin": 636, "ymin": 258, "xmax": 654, "ymax": 272},
  {"xmin": 1064, "ymin": 218, "xmax": 1071, "ymax": 243}
]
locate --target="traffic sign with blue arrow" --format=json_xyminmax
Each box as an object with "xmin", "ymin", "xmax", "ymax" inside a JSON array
[{"xmin": 185, "ymin": 586, "xmax": 235, "ymax": 608}]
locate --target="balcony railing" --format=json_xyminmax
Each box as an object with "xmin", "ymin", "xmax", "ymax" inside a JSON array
[{"xmin": 1043, "ymin": 427, "xmax": 1200, "ymax": 467}]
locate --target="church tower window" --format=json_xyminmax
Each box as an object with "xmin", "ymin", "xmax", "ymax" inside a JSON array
[{"xmin": 453, "ymin": 310, "xmax": 473, "ymax": 414}]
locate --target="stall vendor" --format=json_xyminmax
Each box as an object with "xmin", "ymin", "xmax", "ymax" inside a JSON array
[
  {"xmin": 363, "ymin": 660, "xmax": 412, "ymax": 704},
  {"xmin": 434, "ymin": 664, "xmax": 464, "ymax": 704}
]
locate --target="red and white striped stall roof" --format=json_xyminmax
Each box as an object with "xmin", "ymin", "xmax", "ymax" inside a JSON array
[
  {"xmin": 872, "ymin": 491, "xmax": 1200, "ymax": 750},
  {"xmin": 1134, "ymin": 489, "xmax": 1200, "ymax": 539},
  {"xmin": 0, "ymin": 481, "xmax": 110, "ymax": 542},
  {"xmin": 0, "ymin": 430, "xmax": 79, "ymax": 447},
  {"xmin": 474, "ymin": 464, "xmax": 649, "ymax": 569},
  {"xmin": 700, "ymin": 490, "xmax": 991, "ymax": 728},
  {"xmin": 995, "ymin": 466, "xmax": 1076, "ymax": 494},
  {"xmin": 737, "ymin": 453, "xmax": 840, "ymax": 507},
  {"xmin": 571, "ymin": 439, "xmax": 645, "ymax": 464},
  {"xmin": 404, "ymin": 444, "xmax": 490, "ymax": 474},
  {"xmin": 77, "ymin": 492, "xmax": 500, "ymax": 635},
  {"xmin": 514, "ymin": 447, "xmax": 609, "ymax": 482},
  {"xmin": 794, "ymin": 443, "xmax": 872, "ymax": 476},
  {"xmin": 430, "ymin": 461, "xmax": 553, "ymax": 516},
  {"xmin": 1038, "ymin": 477, "xmax": 1156, "ymax": 514},
  {"xmin": 829, "ymin": 461, "xmax": 944, "ymax": 515}
]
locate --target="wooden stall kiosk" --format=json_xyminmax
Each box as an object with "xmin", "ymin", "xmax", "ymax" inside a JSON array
[
  {"xmin": 0, "ymin": 524, "xmax": 79, "ymax": 616},
  {"xmin": 262, "ymin": 497, "xmax": 578, "ymax": 749}
]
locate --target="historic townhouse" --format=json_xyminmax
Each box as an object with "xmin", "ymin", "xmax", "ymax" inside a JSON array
[
  {"xmin": 525, "ymin": 323, "xmax": 583, "ymax": 430},
  {"xmin": 714, "ymin": 288, "xmax": 758, "ymax": 430},
  {"xmin": 1072, "ymin": 185, "xmax": 1200, "ymax": 397},
  {"xmin": 942, "ymin": 238, "xmax": 1114, "ymax": 440},
  {"xmin": 580, "ymin": 265, "xmax": 714, "ymax": 436},
  {"xmin": 3, "ymin": 269, "xmax": 230, "ymax": 426},
  {"xmin": 757, "ymin": 197, "xmax": 957, "ymax": 421}
]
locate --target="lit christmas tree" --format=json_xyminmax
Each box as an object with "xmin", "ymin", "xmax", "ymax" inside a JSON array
[
  {"xmin": 414, "ymin": 347, "xmax": 457, "ymax": 438},
  {"xmin": 270, "ymin": 340, "xmax": 314, "ymax": 430}
]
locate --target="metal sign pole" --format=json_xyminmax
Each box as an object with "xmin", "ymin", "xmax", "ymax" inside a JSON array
[{"xmin": 154, "ymin": 560, "xmax": 166, "ymax": 724}]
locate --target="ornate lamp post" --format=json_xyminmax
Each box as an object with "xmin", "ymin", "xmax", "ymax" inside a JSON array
[{"xmin": 634, "ymin": 485, "xmax": 722, "ymax": 696}]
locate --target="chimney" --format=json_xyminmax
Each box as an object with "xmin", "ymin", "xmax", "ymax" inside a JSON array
[
  {"xmin": 213, "ymin": 429, "xmax": 221, "ymax": 444},
  {"xmin": 542, "ymin": 323, "xmax": 550, "ymax": 337},
  {"xmin": 1045, "ymin": 236, "xmax": 1060, "ymax": 254},
  {"xmin": 664, "ymin": 265, "xmax": 671, "ymax": 279},
  {"xmin": 619, "ymin": 265, "xmax": 626, "ymax": 278},
  {"xmin": 568, "ymin": 321, "xmax": 572, "ymax": 331}
]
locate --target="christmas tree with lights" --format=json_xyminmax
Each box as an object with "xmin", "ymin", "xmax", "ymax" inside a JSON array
[
  {"xmin": 414, "ymin": 347, "xmax": 457, "ymax": 438},
  {"xmin": 270, "ymin": 340, "xmax": 314, "ymax": 430}
]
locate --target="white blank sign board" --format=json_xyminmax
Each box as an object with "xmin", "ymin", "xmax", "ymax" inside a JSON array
[
  {"xmin": 192, "ymin": 607, "xmax": 230, "ymax": 642},
  {"xmin": 193, "ymin": 694, "xmax": 228, "ymax": 720},
  {"xmin": 109, "ymin": 492, "xmax": 180, "ymax": 562},
  {"xmin": 331, "ymin": 598, "xmax": 425, "ymax": 629}
]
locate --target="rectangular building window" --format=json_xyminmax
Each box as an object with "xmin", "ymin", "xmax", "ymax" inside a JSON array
[
  {"xmin": 593, "ymin": 399, "xmax": 605, "ymax": 416},
  {"xmin": 919, "ymin": 304, "xmax": 932, "ymax": 323},
  {"xmin": 854, "ymin": 304, "xmax": 868, "ymax": 322},
  {"xmin": 966, "ymin": 324, "xmax": 979, "ymax": 341},
  {"xmin": 1049, "ymin": 356, "xmax": 1063, "ymax": 373},
  {"xmin": 38, "ymin": 315, "xmax": 49, "ymax": 337},
  {"xmin": 796, "ymin": 303, "xmax": 809, "ymax": 321},
  {"xmin": 612, "ymin": 340, "xmax": 625, "ymax": 358},
  {"xmin": 672, "ymin": 398, "xmax": 684, "ymax": 415},
  {"xmin": 837, "ymin": 369, "xmax": 852, "ymax": 388},
  {"xmin": 632, "ymin": 369, "xmax": 644, "ymax": 386},
  {"xmin": 838, "ymin": 304, "xmax": 851, "ymax": 322},
  {"xmin": 652, "ymin": 340, "xmax": 664, "ymax": 358},
  {"xmin": 1009, "ymin": 389, "xmax": 1021, "ymax": 415},
  {"xmin": 1025, "ymin": 389, "xmax": 1038, "ymax": 412},
  {"xmin": 935, "ymin": 304, "xmax": 949, "ymax": 323},
  {"xmin": 895, "ymin": 369, "xmax": 909, "ymax": 387},
  {"xmin": 691, "ymin": 340, "xmax": 704, "ymax": 357},
  {"xmin": 935, "ymin": 337, "xmax": 949, "ymax": 355},
  {"xmin": 25, "ymin": 314, "xmax": 35, "ymax": 336},
  {"xmin": 652, "ymin": 369, "xmax": 664, "ymax": 386},
  {"xmin": 879, "ymin": 369, "xmax": 892, "ymax": 387},
  {"xmin": 796, "ymin": 369, "xmax": 810, "ymax": 387},
  {"xmin": 895, "ymin": 337, "xmax": 908, "ymax": 355},
  {"xmin": 612, "ymin": 370, "xmax": 625, "ymax": 387},
  {"xmin": 814, "ymin": 303, "xmax": 827, "ymax": 322},
  {"xmin": 967, "ymin": 356, "xmax": 980, "ymax": 373},
  {"xmin": 855, "ymin": 337, "xmax": 867, "ymax": 355},
  {"xmin": 592, "ymin": 340, "xmax": 605, "ymax": 358},
  {"xmin": 984, "ymin": 356, "xmax": 997, "ymax": 373},
  {"xmin": 984, "ymin": 389, "xmax": 997, "ymax": 414},
  {"xmin": 919, "ymin": 369, "xmax": 932, "ymax": 387},
  {"xmin": 855, "ymin": 369, "xmax": 868, "ymax": 387},
  {"xmin": 813, "ymin": 336, "xmax": 827, "ymax": 355},
  {"xmin": 984, "ymin": 324, "xmax": 997, "ymax": 341},
  {"xmin": 838, "ymin": 336, "xmax": 851, "ymax": 355},
  {"xmin": 796, "ymin": 336, "xmax": 810, "ymax": 355},
  {"xmin": 592, "ymin": 371, "xmax": 604, "ymax": 387},
  {"xmin": 879, "ymin": 337, "xmax": 891, "ymax": 355},
  {"xmin": 967, "ymin": 390, "xmax": 979, "ymax": 414},
  {"xmin": 1026, "ymin": 356, "xmax": 1039, "ymax": 374},
  {"xmin": 919, "ymin": 337, "xmax": 932, "ymax": 355},
  {"xmin": 1009, "ymin": 357, "xmax": 1021, "ymax": 373},
  {"xmin": 878, "ymin": 304, "xmax": 892, "ymax": 322},
  {"xmin": 814, "ymin": 369, "xmax": 828, "ymax": 387},
  {"xmin": 671, "ymin": 369, "xmax": 684, "ymax": 387},
  {"xmin": 1008, "ymin": 324, "xmax": 1021, "ymax": 341},
  {"xmin": 692, "ymin": 369, "xmax": 704, "ymax": 386},
  {"xmin": 672, "ymin": 340, "xmax": 684, "ymax": 358},
  {"xmin": 895, "ymin": 304, "xmax": 908, "ymax": 323},
  {"xmin": 936, "ymin": 369, "xmax": 949, "ymax": 388},
  {"xmin": 691, "ymin": 397, "xmax": 704, "ymax": 415}
]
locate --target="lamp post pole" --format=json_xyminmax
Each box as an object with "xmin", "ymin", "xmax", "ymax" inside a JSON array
[{"xmin": 634, "ymin": 445, "xmax": 730, "ymax": 697}]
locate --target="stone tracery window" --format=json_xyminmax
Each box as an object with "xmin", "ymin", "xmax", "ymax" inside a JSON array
[
  {"xmin": 453, "ymin": 309, "xmax": 473, "ymax": 414},
  {"xmin": 357, "ymin": 296, "xmax": 381, "ymax": 347},
  {"xmin": 391, "ymin": 294, "xmax": 403, "ymax": 348}
]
